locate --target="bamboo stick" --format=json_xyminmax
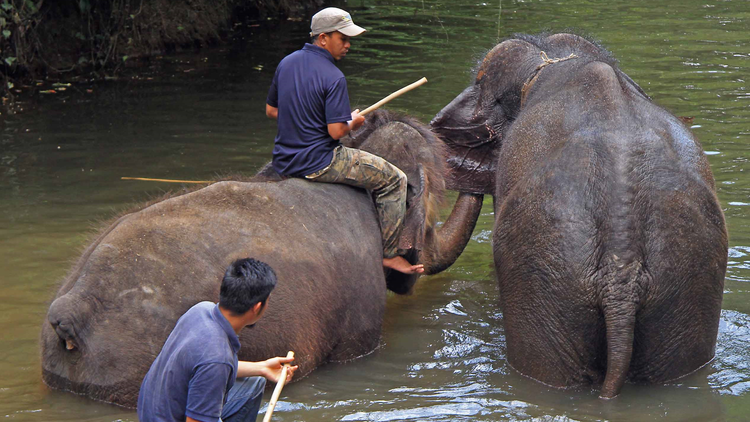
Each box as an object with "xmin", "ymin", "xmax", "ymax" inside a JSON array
[
  {"xmin": 359, "ymin": 77, "xmax": 427, "ymax": 116},
  {"xmin": 123, "ymin": 78, "xmax": 428, "ymax": 187},
  {"xmin": 121, "ymin": 177, "xmax": 214, "ymax": 184},
  {"xmin": 262, "ymin": 351, "xmax": 295, "ymax": 422}
]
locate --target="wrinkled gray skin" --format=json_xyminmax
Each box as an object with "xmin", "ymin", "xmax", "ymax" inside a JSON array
[
  {"xmin": 430, "ymin": 33, "xmax": 728, "ymax": 398},
  {"xmin": 41, "ymin": 110, "xmax": 484, "ymax": 407}
]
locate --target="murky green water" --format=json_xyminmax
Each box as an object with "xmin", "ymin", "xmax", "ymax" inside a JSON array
[{"xmin": 1, "ymin": 0, "xmax": 749, "ymax": 420}]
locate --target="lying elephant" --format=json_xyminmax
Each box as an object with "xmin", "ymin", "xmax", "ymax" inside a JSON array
[
  {"xmin": 41, "ymin": 110, "xmax": 484, "ymax": 407},
  {"xmin": 430, "ymin": 33, "xmax": 728, "ymax": 398}
]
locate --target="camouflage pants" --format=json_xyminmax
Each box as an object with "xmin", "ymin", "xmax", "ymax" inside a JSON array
[{"xmin": 305, "ymin": 145, "xmax": 407, "ymax": 259}]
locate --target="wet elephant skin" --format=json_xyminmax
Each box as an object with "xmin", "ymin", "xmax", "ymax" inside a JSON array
[
  {"xmin": 41, "ymin": 110, "xmax": 484, "ymax": 407},
  {"xmin": 431, "ymin": 33, "xmax": 728, "ymax": 398}
]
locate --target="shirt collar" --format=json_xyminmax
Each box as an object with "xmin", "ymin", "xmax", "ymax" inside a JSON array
[
  {"xmin": 303, "ymin": 43, "xmax": 335, "ymax": 63},
  {"xmin": 211, "ymin": 303, "xmax": 241, "ymax": 354}
]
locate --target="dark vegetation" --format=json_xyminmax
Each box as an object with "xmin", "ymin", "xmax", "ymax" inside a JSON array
[{"xmin": 0, "ymin": 0, "xmax": 325, "ymax": 99}]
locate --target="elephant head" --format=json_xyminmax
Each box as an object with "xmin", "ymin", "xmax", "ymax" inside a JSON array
[
  {"xmin": 430, "ymin": 33, "xmax": 649, "ymax": 195},
  {"xmin": 343, "ymin": 110, "xmax": 484, "ymax": 293},
  {"xmin": 254, "ymin": 109, "xmax": 484, "ymax": 294}
]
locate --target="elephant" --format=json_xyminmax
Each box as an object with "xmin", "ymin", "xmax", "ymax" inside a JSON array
[
  {"xmin": 41, "ymin": 109, "xmax": 485, "ymax": 407},
  {"xmin": 430, "ymin": 33, "xmax": 728, "ymax": 398}
]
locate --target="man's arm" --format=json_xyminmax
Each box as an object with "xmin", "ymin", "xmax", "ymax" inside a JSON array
[
  {"xmin": 266, "ymin": 104, "xmax": 278, "ymax": 120},
  {"xmin": 328, "ymin": 109, "xmax": 365, "ymax": 140},
  {"xmin": 237, "ymin": 356, "xmax": 298, "ymax": 383},
  {"xmin": 184, "ymin": 363, "xmax": 232, "ymax": 422}
]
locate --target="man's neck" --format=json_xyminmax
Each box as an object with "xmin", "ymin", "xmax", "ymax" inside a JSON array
[
  {"xmin": 219, "ymin": 306, "xmax": 246, "ymax": 335},
  {"xmin": 312, "ymin": 42, "xmax": 335, "ymax": 60}
]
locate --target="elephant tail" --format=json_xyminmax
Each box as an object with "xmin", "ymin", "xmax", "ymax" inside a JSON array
[{"xmin": 600, "ymin": 259, "xmax": 644, "ymax": 399}]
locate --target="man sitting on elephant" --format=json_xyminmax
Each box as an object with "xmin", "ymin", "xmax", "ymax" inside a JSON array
[
  {"xmin": 137, "ymin": 258, "xmax": 298, "ymax": 422},
  {"xmin": 265, "ymin": 7, "xmax": 423, "ymax": 275}
]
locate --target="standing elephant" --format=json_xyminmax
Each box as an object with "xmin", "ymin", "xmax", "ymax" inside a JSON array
[
  {"xmin": 430, "ymin": 33, "xmax": 728, "ymax": 398},
  {"xmin": 41, "ymin": 110, "xmax": 484, "ymax": 407}
]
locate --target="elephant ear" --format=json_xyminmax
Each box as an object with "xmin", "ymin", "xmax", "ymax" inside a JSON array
[
  {"xmin": 399, "ymin": 164, "xmax": 427, "ymax": 252},
  {"xmin": 382, "ymin": 165, "xmax": 427, "ymax": 296}
]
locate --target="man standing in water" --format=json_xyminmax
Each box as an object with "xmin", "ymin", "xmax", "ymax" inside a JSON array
[
  {"xmin": 137, "ymin": 258, "xmax": 298, "ymax": 422},
  {"xmin": 265, "ymin": 7, "xmax": 424, "ymax": 275}
]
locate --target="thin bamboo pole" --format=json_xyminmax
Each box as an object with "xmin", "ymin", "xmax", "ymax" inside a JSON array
[
  {"xmin": 121, "ymin": 177, "xmax": 214, "ymax": 184},
  {"xmin": 359, "ymin": 77, "xmax": 427, "ymax": 116},
  {"xmin": 123, "ymin": 78, "xmax": 428, "ymax": 186},
  {"xmin": 262, "ymin": 351, "xmax": 295, "ymax": 422}
]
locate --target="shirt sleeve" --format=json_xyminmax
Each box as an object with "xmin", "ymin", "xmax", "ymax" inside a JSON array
[
  {"xmin": 185, "ymin": 363, "xmax": 233, "ymax": 422},
  {"xmin": 266, "ymin": 68, "xmax": 279, "ymax": 108},
  {"xmin": 325, "ymin": 77, "xmax": 353, "ymax": 124}
]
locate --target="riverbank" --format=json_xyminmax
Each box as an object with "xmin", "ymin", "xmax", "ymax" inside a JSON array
[{"xmin": 0, "ymin": 0, "xmax": 328, "ymax": 103}]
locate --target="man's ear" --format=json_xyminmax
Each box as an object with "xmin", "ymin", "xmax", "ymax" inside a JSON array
[{"xmin": 253, "ymin": 301, "xmax": 264, "ymax": 315}]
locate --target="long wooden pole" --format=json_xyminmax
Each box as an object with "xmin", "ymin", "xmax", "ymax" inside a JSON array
[
  {"xmin": 122, "ymin": 79, "xmax": 427, "ymax": 185},
  {"xmin": 262, "ymin": 351, "xmax": 295, "ymax": 422},
  {"xmin": 121, "ymin": 177, "xmax": 214, "ymax": 184},
  {"xmin": 359, "ymin": 77, "xmax": 427, "ymax": 116}
]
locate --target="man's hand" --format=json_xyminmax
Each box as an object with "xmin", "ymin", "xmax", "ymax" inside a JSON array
[
  {"xmin": 349, "ymin": 109, "xmax": 365, "ymax": 131},
  {"xmin": 237, "ymin": 357, "xmax": 298, "ymax": 383},
  {"xmin": 259, "ymin": 356, "xmax": 298, "ymax": 383},
  {"xmin": 266, "ymin": 104, "xmax": 278, "ymax": 120},
  {"xmin": 328, "ymin": 109, "xmax": 366, "ymax": 140}
]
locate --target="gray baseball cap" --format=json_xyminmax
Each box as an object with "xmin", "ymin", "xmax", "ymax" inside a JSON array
[{"xmin": 310, "ymin": 7, "xmax": 366, "ymax": 37}]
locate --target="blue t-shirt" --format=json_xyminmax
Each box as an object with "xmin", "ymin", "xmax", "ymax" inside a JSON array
[
  {"xmin": 267, "ymin": 43, "xmax": 352, "ymax": 177},
  {"xmin": 137, "ymin": 302, "xmax": 240, "ymax": 422}
]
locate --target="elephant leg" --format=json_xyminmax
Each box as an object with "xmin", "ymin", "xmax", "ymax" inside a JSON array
[
  {"xmin": 498, "ymin": 268, "xmax": 607, "ymax": 388},
  {"xmin": 628, "ymin": 187, "xmax": 726, "ymax": 383},
  {"xmin": 629, "ymin": 261, "xmax": 723, "ymax": 383},
  {"xmin": 494, "ymin": 185, "xmax": 608, "ymax": 389}
]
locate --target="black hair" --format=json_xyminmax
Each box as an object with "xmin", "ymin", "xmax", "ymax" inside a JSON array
[
  {"xmin": 311, "ymin": 31, "xmax": 335, "ymax": 45},
  {"xmin": 219, "ymin": 258, "xmax": 277, "ymax": 315}
]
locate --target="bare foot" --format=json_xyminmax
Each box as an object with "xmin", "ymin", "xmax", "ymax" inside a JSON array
[{"xmin": 383, "ymin": 256, "xmax": 425, "ymax": 274}]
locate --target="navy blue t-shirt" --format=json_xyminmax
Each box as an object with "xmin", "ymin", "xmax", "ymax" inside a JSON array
[
  {"xmin": 267, "ymin": 43, "xmax": 352, "ymax": 176},
  {"xmin": 137, "ymin": 302, "xmax": 240, "ymax": 422}
]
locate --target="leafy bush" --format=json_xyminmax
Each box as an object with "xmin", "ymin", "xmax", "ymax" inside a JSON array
[{"xmin": 0, "ymin": 0, "xmax": 323, "ymax": 88}]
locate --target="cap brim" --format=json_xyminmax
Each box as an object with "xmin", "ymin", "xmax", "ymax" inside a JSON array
[{"xmin": 338, "ymin": 24, "xmax": 366, "ymax": 37}]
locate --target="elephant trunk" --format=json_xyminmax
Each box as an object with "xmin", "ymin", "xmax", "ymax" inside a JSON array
[
  {"xmin": 421, "ymin": 192, "xmax": 484, "ymax": 275},
  {"xmin": 47, "ymin": 293, "xmax": 90, "ymax": 352}
]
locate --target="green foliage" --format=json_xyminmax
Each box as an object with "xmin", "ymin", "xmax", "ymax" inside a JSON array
[
  {"xmin": 0, "ymin": 0, "xmax": 321, "ymax": 88},
  {"xmin": 0, "ymin": 0, "xmax": 44, "ymax": 76}
]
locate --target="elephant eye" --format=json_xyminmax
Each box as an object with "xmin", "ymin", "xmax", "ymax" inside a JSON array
[{"xmin": 493, "ymin": 93, "xmax": 507, "ymax": 108}]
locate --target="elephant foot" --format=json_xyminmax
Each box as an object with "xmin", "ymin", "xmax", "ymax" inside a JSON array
[{"xmin": 383, "ymin": 256, "xmax": 424, "ymax": 274}]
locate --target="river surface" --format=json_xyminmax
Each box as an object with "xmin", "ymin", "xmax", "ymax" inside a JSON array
[{"xmin": 1, "ymin": 0, "xmax": 749, "ymax": 420}]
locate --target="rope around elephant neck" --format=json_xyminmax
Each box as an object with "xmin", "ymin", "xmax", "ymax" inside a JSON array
[
  {"xmin": 539, "ymin": 51, "xmax": 578, "ymax": 69},
  {"xmin": 520, "ymin": 51, "xmax": 579, "ymax": 107}
]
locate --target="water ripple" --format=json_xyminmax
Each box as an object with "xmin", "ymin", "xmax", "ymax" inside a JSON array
[
  {"xmin": 471, "ymin": 229, "xmax": 492, "ymax": 244},
  {"xmin": 709, "ymin": 310, "xmax": 750, "ymax": 395},
  {"xmin": 341, "ymin": 402, "xmax": 484, "ymax": 421},
  {"xmin": 437, "ymin": 300, "xmax": 468, "ymax": 316},
  {"xmin": 728, "ymin": 246, "xmax": 750, "ymax": 258}
]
